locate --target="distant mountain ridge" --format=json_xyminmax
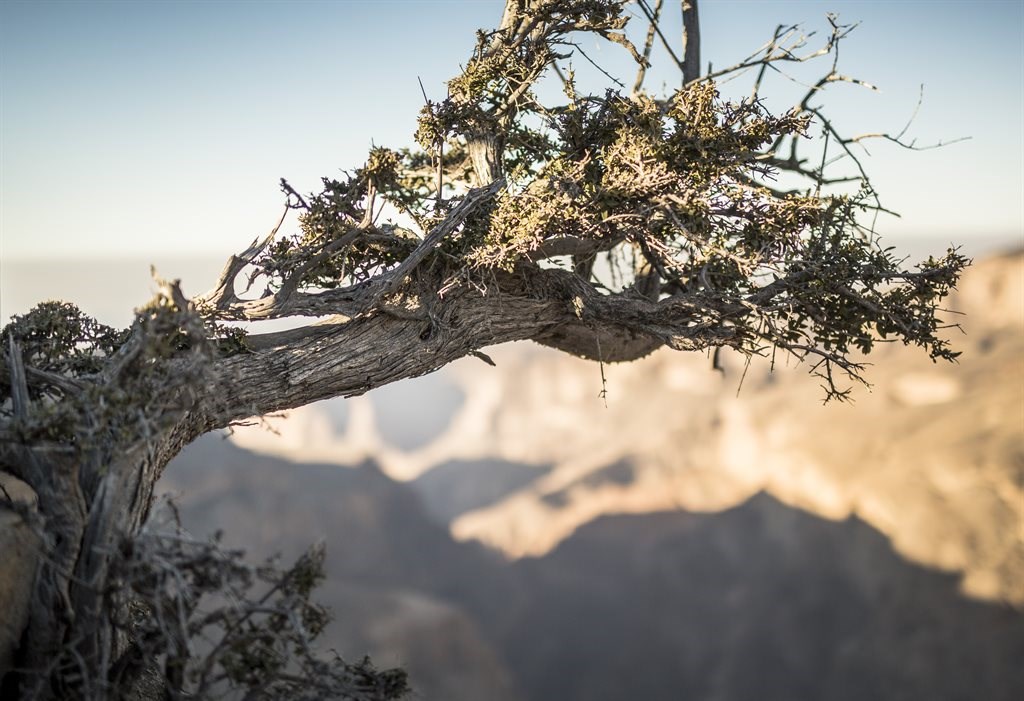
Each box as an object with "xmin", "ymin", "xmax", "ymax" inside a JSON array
[{"xmin": 162, "ymin": 436, "xmax": 1024, "ymax": 701}]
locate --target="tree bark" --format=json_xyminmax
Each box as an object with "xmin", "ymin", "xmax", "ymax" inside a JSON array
[
  {"xmin": 682, "ymin": 0, "xmax": 701, "ymax": 84},
  {"xmin": 203, "ymin": 263, "xmax": 736, "ymax": 424}
]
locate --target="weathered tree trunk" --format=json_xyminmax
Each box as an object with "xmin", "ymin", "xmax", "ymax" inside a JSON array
[{"xmin": 6, "ymin": 412, "xmax": 194, "ymax": 698}]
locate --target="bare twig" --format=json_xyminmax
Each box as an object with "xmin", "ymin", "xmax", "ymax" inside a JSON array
[
  {"xmin": 279, "ymin": 178, "xmax": 310, "ymax": 210},
  {"xmin": 375, "ymin": 178, "xmax": 505, "ymax": 297},
  {"xmin": 196, "ymin": 205, "xmax": 290, "ymax": 311},
  {"xmin": 635, "ymin": 0, "xmax": 686, "ymax": 76},
  {"xmin": 632, "ymin": 0, "xmax": 662, "ymax": 95}
]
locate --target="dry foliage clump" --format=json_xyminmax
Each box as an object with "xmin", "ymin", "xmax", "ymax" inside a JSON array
[{"xmin": 104, "ymin": 503, "xmax": 408, "ymax": 701}]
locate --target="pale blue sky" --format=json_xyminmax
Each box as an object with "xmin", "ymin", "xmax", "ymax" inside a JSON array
[{"xmin": 1, "ymin": 0, "xmax": 1021, "ymax": 261}]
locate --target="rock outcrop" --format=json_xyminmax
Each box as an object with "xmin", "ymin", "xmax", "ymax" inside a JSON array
[{"xmin": 0, "ymin": 472, "xmax": 40, "ymax": 689}]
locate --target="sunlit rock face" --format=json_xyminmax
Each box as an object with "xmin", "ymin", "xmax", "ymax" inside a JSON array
[{"xmin": 227, "ymin": 250, "xmax": 1024, "ymax": 606}]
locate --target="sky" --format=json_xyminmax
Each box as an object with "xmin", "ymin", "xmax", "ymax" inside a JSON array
[{"xmin": 1, "ymin": 0, "xmax": 1022, "ymax": 264}]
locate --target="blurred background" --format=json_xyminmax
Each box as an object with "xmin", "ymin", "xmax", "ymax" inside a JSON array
[{"xmin": 2, "ymin": 1, "xmax": 1022, "ymax": 699}]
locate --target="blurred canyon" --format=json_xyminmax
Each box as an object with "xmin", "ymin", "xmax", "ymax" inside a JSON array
[{"xmin": 157, "ymin": 248, "xmax": 1023, "ymax": 700}]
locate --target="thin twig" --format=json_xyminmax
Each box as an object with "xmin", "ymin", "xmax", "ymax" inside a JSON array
[
  {"xmin": 632, "ymin": 0, "xmax": 662, "ymax": 95},
  {"xmin": 635, "ymin": 0, "xmax": 686, "ymax": 76}
]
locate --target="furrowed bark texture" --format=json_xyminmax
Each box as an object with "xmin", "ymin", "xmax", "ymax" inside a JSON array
[{"xmin": 207, "ymin": 264, "xmax": 734, "ymax": 424}]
